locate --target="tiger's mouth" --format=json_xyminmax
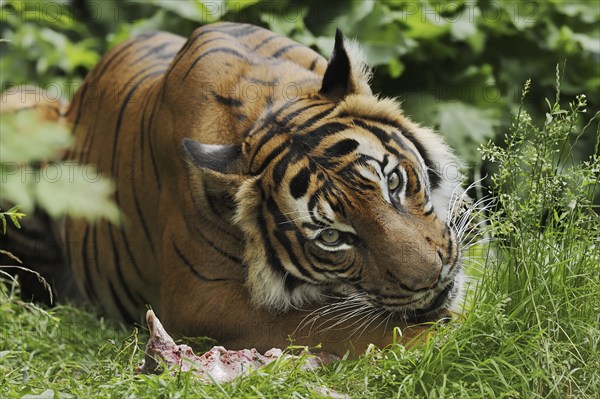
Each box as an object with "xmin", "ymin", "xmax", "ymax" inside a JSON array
[
  {"xmin": 409, "ymin": 281, "xmax": 454, "ymax": 320},
  {"xmin": 356, "ymin": 279, "xmax": 455, "ymax": 321}
]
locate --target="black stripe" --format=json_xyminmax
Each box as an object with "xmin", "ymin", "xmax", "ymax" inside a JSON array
[
  {"xmin": 166, "ymin": 23, "xmax": 255, "ymax": 80},
  {"xmin": 342, "ymin": 113, "xmax": 441, "ymax": 188},
  {"xmin": 191, "ymin": 201, "xmax": 243, "ymax": 243},
  {"xmin": 183, "ymin": 213, "xmax": 243, "ymax": 265},
  {"xmin": 258, "ymin": 209, "xmax": 308, "ymax": 292},
  {"xmin": 132, "ymin": 103, "xmax": 157, "ymax": 257},
  {"xmin": 92, "ymin": 226, "xmax": 100, "ymax": 274},
  {"xmin": 306, "ymin": 246, "xmax": 353, "ymax": 274},
  {"xmin": 77, "ymin": 82, "xmax": 102, "ymax": 165},
  {"xmin": 340, "ymin": 171, "xmax": 379, "ymax": 192},
  {"xmin": 306, "ymin": 247, "xmax": 338, "ymax": 266},
  {"xmin": 82, "ymin": 86, "xmax": 110, "ymax": 167},
  {"xmin": 271, "ymin": 43, "xmax": 300, "ymax": 58},
  {"xmin": 272, "ymin": 149, "xmax": 302, "ymax": 187},
  {"xmin": 94, "ymin": 37, "xmax": 145, "ymax": 79},
  {"xmin": 278, "ymin": 101, "xmax": 330, "ymax": 126},
  {"xmin": 188, "ymin": 176, "xmax": 242, "ymax": 242},
  {"xmin": 324, "ymin": 138, "xmax": 359, "ymax": 157},
  {"xmin": 107, "ymin": 226, "xmax": 141, "ymax": 312},
  {"xmin": 251, "ymin": 34, "xmax": 279, "ymax": 51},
  {"xmin": 397, "ymin": 131, "xmax": 440, "ymax": 188},
  {"xmin": 163, "ymin": 28, "xmax": 225, "ymax": 92},
  {"xmin": 301, "ymin": 221, "xmax": 324, "ymax": 230},
  {"xmin": 295, "ymin": 106, "xmax": 337, "ymax": 132},
  {"xmin": 247, "ymin": 100, "xmax": 299, "ymax": 167},
  {"xmin": 352, "ymin": 119, "xmax": 389, "ymax": 144},
  {"xmin": 241, "ymin": 98, "xmax": 328, "ymax": 173},
  {"xmin": 307, "ymin": 187, "xmax": 335, "ymax": 225},
  {"xmin": 146, "ymin": 91, "xmax": 163, "ymax": 187},
  {"xmin": 266, "ymin": 198, "xmax": 317, "ymax": 282},
  {"xmin": 252, "ymin": 141, "xmax": 288, "ymax": 175},
  {"xmin": 183, "ymin": 47, "xmax": 248, "ymax": 80},
  {"xmin": 178, "ymin": 24, "xmax": 251, "ymax": 53},
  {"xmin": 352, "ymin": 119, "xmax": 405, "ymax": 159},
  {"xmin": 132, "ymin": 187, "xmax": 156, "ymax": 256},
  {"xmin": 256, "ymin": 201, "xmax": 299, "ymax": 290},
  {"xmin": 108, "ymin": 281, "xmax": 135, "ymax": 323},
  {"xmin": 138, "ymin": 85, "xmax": 154, "ymax": 176},
  {"xmin": 302, "ymin": 122, "xmax": 349, "ymax": 149},
  {"xmin": 188, "ymin": 37, "xmax": 228, "ymax": 56},
  {"xmin": 407, "ymin": 164, "xmax": 422, "ymax": 194},
  {"xmin": 202, "ymin": 178, "xmax": 222, "ymax": 217},
  {"xmin": 221, "ymin": 24, "xmax": 262, "ymax": 37},
  {"xmin": 172, "ymin": 240, "xmax": 228, "ymax": 282},
  {"xmin": 80, "ymin": 226, "xmax": 97, "ymax": 301},
  {"xmin": 309, "ymin": 55, "xmax": 321, "ymax": 71},
  {"xmin": 289, "ymin": 167, "xmax": 311, "ymax": 199},
  {"xmin": 244, "ymin": 76, "xmax": 280, "ymax": 86},
  {"xmin": 130, "ymin": 42, "xmax": 172, "ymax": 64},
  {"xmin": 73, "ymin": 81, "xmax": 89, "ymax": 127},
  {"xmin": 111, "ymin": 68, "xmax": 166, "ymax": 176},
  {"xmin": 213, "ymin": 92, "xmax": 242, "ymax": 107}
]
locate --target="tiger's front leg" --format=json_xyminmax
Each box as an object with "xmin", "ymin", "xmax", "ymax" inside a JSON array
[{"xmin": 160, "ymin": 276, "xmax": 429, "ymax": 357}]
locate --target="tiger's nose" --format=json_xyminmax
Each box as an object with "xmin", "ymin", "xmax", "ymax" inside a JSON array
[
  {"xmin": 406, "ymin": 240, "xmax": 444, "ymax": 291},
  {"xmin": 404, "ymin": 269, "xmax": 440, "ymax": 291},
  {"xmin": 383, "ymin": 240, "xmax": 444, "ymax": 291}
]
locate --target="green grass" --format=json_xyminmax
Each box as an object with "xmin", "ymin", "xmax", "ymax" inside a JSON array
[{"xmin": 1, "ymin": 85, "xmax": 598, "ymax": 398}]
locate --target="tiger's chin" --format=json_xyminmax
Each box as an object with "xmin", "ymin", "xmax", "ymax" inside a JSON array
[
  {"xmin": 324, "ymin": 274, "xmax": 462, "ymax": 324},
  {"xmin": 358, "ymin": 278, "xmax": 461, "ymax": 324},
  {"xmin": 401, "ymin": 281, "xmax": 457, "ymax": 323}
]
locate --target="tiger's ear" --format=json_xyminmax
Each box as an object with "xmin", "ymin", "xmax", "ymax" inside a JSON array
[
  {"xmin": 319, "ymin": 29, "xmax": 372, "ymax": 100},
  {"xmin": 182, "ymin": 138, "xmax": 245, "ymax": 176}
]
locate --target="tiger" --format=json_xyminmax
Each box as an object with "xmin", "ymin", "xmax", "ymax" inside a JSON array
[{"xmin": 3, "ymin": 22, "xmax": 467, "ymax": 356}]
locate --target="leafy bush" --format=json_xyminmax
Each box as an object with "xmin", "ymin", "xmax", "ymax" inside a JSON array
[
  {"xmin": 1, "ymin": 0, "xmax": 598, "ymax": 175},
  {"xmin": 0, "ymin": 108, "xmax": 119, "ymax": 222}
]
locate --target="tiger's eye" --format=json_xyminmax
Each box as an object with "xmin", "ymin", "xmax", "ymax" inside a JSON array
[
  {"xmin": 388, "ymin": 171, "xmax": 401, "ymax": 191},
  {"xmin": 319, "ymin": 229, "xmax": 341, "ymax": 245}
]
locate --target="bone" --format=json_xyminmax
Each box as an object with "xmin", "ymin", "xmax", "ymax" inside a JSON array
[{"xmin": 137, "ymin": 310, "xmax": 340, "ymax": 384}]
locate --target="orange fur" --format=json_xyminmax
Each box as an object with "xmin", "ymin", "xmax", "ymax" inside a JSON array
[{"xmin": 48, "ymin": 23, "xmax": 465, "ymax": 356}]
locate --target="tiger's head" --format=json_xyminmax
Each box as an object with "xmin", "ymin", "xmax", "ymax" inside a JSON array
[{"xmin": 183, "ymin": 30, "xmax": 465, "ymax": 323}]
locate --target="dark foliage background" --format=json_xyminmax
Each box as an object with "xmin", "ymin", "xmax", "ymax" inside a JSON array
[{"xmin": 1, "ymin": 0, "xmax": 599, "ymax": 183}]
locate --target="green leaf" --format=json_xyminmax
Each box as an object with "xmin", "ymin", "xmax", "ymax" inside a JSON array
[
  {"xmin": 307, "ymin": 0, "xmax": 375, "ymax": 37},
  {"xmin": 555, "ymin": 1, "xmax": 600, "ymax": 24},
  {"xmin": 436, "ymin": 102, "xmax": 500, "ymax": 164},
  {"xmin": 449, "ymin": 7, "xmax": 479, "ymax": 41},
  {"xmin": 388, "ymin": 58, "xmax": 405, "ymax": 79},
  {"xmin": 226, "ymin": 0, "xmax": 261, "ymax": 12},
  {"xmin": 0, "ymin": 110, "xmax": 119, "ymax": 223},
  {"xmin": 399, "ymin": 9, "xmax": 449, "ymax": 40},
  {"xmin": 0, "ymin": 165, "xmax": 35, "ymax": 211},
  {"xmin": 0, "ymin": 248, "xmax": 22, "ymax": 263},
  {"xmin": 9, "ymin": 214, "xmax": 21, "ymax": 229},
  {"xmin": 146, "ymin": 0, "xmax": 224, "ymax": 23},
  {"xmin": 261, "ymin": 6, "xmax": 308, "ymax": 37},
  {"xmin": 20, "ymin": 389, "xmax": 73, "ymax": 399},
  {"xmin": 32, "ymin": 163, "xmax": 121, "ymax": 223},
  {"xmin": 0, "ymin": 109, "xmax": 72, "ymax": 164}
]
